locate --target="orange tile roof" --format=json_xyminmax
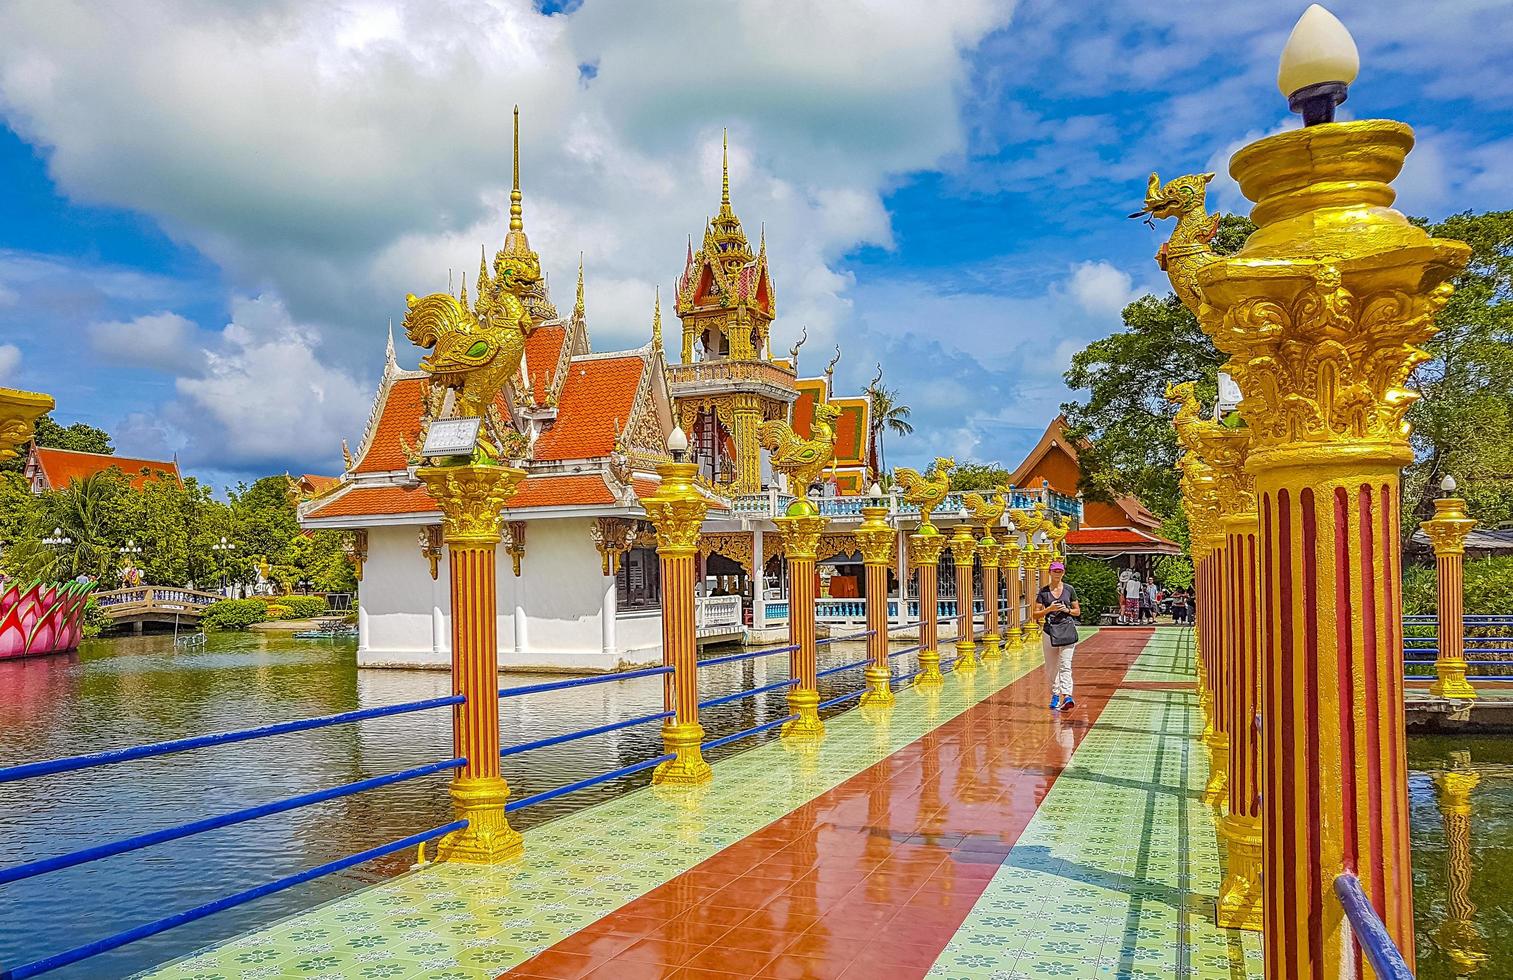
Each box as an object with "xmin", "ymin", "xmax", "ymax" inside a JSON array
[
  {"xmin": 306, "ymin": 484, "xmax": 439, "ymax": 519},
  {"xmin": 1065, "ymin": 526, "xmax": 1181, "ymax": 554},
  {"xmin": 534, "ymin": 356, "xmax": 645, "ymax": 461},
  {"xmin": 353, "ymin": 377, "xmax": 427, "ymax": 473},
  {"xmin": 32, "ymin": 447, "xmax": 180, "ymax": 490},
  {"xmin": 298, "ymin": 474, "xmax": 340, "ymax": 495},
  {"xmin": 524, "ymin": 326, "xmax": 566, "ymax": 405},
  {"xmin": 507, "ymin": 474, "xmax": 617, "ymax": 508}
]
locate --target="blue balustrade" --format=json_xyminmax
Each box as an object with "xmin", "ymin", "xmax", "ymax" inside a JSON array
[
  {"xmin": 1401, "ymin": 615, "xmax": 1513, "ymax": 679},
  {"xmin": 1333, "ymin": 873, "xmax": 1414, "ymax": 979}
]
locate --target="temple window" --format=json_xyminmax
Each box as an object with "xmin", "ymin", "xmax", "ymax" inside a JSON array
[{"xmin": 616, "ymin": 547, "xmax": 661, "ymax": 610}]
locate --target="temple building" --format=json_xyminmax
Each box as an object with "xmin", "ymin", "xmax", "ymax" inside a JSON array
[
  {"xmin": 300, "ymin": 120, "xmax": 1080, "ymax": 671},
  {"xmin": 24, "ymin": 446, "xmax": 181, "ymax": 493}
]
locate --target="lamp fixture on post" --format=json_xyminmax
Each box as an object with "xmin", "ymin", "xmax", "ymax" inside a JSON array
[
  {"xmin": 1278, "ymin": 4, "xmax": 1360, "ymax": 126},
  {"xmin": 43, "ymin": 527, "xmax": 72, "ymax": 548},
  {"xmin": 667, "ymin": 426, "xmax": 689, "ymax": 462},
  {"xmin": 1441, "ymin": 474, "xmax": 1458, "ymax": 497}
]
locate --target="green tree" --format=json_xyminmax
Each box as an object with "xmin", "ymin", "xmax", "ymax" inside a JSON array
[
  {"xmin": 947, "ymin": 459, "xmax": 1013, "ymax": 491},
  {"xmin": 1, "ymin": 413, "xmax": 114, "ymax": 473},
  {"xmin": 1061, "ymin": 214, "xmax": 1256, "ymax": 518},
  {"xmin": 45, "ymin": 470, "xmax": 131, "ymax": 581},
  {"xmin": 1403, "ymin": 211, "xmax": 1513, "ymax": 547}
]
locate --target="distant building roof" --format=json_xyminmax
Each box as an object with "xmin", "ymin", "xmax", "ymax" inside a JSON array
[
  {"xmin": 1065, "ymin": 525, "xmax": 1183, "ymax": 557},
  {"xmin": 27, "ymin": 446, "xmax": 181, "ymax": 492}
]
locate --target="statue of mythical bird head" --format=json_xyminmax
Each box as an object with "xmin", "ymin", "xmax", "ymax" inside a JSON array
[{"xmin": 1131, "ymin": 171, "xmax": 1221, "ymax": 314}]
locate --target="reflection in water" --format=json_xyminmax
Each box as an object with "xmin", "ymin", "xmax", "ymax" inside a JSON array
[
  {"xmin": 0, "ymin": 630, "xmax": 915, "ymax": 978},
  {"xmin": 1433, "ymin": 751, "xmax": 1486, "ymax": 976},
  {"xmin": 1410, "ymin": 737, "xmax": 1513, "ymax": 979}
]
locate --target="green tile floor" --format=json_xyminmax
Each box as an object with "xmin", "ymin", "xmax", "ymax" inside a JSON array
[
  {"xmin": 142, "ymin": 652, "xmax": 1047, "ymax": 979},
  {"xmin": 928, "ymin": 628, "xmax": 1264, "ymax": 979}
]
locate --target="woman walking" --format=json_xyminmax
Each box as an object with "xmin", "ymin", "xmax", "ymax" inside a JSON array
[{"xmin": 1034, "ymin": 560, "xmax": 1082, "ymax": 711}]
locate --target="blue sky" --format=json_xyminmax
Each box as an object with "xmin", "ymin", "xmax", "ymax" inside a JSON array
[{"xmin": 0, "ymin": 0, "xmax": 1508, "ymax": 491}]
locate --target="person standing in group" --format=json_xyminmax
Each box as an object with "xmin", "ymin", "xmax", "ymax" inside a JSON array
[
  {"xmin": 1034, "ymin": 560, "xmax": 1081, "ymax": 711},
  {"xmin": 1140, "ymin": 575, "xmax": 1157, "ymax": 625},
  {"xmin": 1122, "ymin": 570, "xmax": 1141, "ymax": 625}
]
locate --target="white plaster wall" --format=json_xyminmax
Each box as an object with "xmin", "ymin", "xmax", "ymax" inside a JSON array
[
  {"xmin": 360, "ymin": 525, "xmax": 450, "ymax": 668},
  {"xmin": 616, "ymin": 609, "xmax": 662, "ymax": 662}
]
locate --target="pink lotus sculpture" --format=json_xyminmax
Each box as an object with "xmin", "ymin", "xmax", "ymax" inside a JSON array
[{"xmin": 0, "ymin": 580, "xmax": 96, "ymax": 659}]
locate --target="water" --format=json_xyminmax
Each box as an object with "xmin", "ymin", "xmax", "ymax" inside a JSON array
[
  {"xmin": 0, "ymin": 630, "xmax": 910, "ymax": 979},
  {"xmin": 1410, "ymin": 735, "xmax": 1513, "ymax": 978}
]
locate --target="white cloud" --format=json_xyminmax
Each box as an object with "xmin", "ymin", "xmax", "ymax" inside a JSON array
[
  {"xmin": 0, "ymin": 344, "xmax": 20, "ymax": 381},
  {"xmin": 170, "ymin": 295, "xmax": 371, "ymax": 470},
  {"xmin": 0, "ymin": 0, "xmax": 1016, "ymax": 373},
  {"xmin": 1066, "ymin": 261, "xmax": 1137, "ymax": 316},
  {"xmin": 89, "ymin": 311, "xmax": 206, "ymax": 375}
]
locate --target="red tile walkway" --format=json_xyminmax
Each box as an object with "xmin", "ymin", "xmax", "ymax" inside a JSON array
[{"xmin": 501, "ymin": 629, "xmax": 1153, "ymax": 980}]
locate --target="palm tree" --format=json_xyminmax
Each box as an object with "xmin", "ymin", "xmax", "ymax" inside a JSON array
[
  {"xmin": 866, "ymin": 379, "xmax": 914, "ymax": 478},
  {"xmin": 50, "ymin": 471, "xmax": 125, "ymax": 581}
]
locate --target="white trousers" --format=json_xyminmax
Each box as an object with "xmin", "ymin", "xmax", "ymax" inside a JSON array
[{"xmin": 1042, "ymin": 635, "xmax": 1076, "ymax": 698}]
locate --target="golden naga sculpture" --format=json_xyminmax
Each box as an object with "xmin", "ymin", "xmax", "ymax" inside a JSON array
[
  {"xmin": 895, "ymin": 456, "xmax": 955, "ymax": 532},
  {"xmin": 1131, "ymin": 171, "xmax": 1220, "ymax": 314},
  {"xmin": 760, "ymin": 401, "xmax": 840, "ymax": 501}
]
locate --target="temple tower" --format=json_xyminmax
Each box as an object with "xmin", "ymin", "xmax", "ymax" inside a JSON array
[{"xmin": 668, "ymin": 131, "xmax": 797, "ymax": 496}]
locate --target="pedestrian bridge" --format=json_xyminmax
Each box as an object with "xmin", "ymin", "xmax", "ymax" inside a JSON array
[{"xmin": 92, "ymin": 586, "xmax": 220, "ymax": 632}]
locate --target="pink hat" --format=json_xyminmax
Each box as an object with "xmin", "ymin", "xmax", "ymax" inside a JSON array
[{"xmin": 1050, "ymin": 561, "xmax": 1065, "ymax": 571}]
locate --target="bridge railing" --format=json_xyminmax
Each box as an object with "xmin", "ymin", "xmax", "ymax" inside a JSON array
[
  {"xmin": 93, "ymin": 586, "xmax": 221, "ymax": 611},
  {"xmin": 0, "ymin": 695, "xmax": 464, "ymax": 978},
  {"xmin": 1403, "ymin": 614, "xmax": 1513, "ymax": 679}
]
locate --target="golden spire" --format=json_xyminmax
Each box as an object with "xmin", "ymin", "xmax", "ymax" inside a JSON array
[
  {"xmin": 574, "ymin": 253, "xmax": 586, "ymax": 321},
  {"xmin": 477, "ymin": 245, "xmax": 489, "ymax": 299},
  {"xmin": 720, "ymin": 128, "xmax": 731, "ymax": 214},
  {"xmin": 509, "ymin": 105, "xmax": 524, "ymax": 233},
  {"xmin": 652, "ymin": 287, "xmax": 663, "ymax": 351}
]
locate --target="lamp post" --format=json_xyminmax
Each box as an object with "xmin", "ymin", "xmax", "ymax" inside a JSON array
[
  {"xmin": 212, "ymin": 536, "xmax": 236, "ymax": 595},
  {"xmin": 948, "ymin": 521, "xmax": 979, "ymax": 671},
  {"xmin": 773, "ymin": 479, "xmax": 828, "ymax": 740},
  {"xmin": 977, "ymin": 523, "xmax": 1001, "ymax": 661},
  {"xmin": 1193, "ymin": 7, "xmax": 1471, "ymax": 971},
  {"xmin": 855, "ymin": 483, "xmax": 896, "ymax": 707},
  {"xmin": 639, "ymin": 427, "xmax": 714, "ymax": 784},
  {"xmin": 1424, "ymin": 475, "xmax": 1478, "ymax": 700},
  {"xmin": 999, "ymin": 534, "xmax": 1022, "ymax": 650},
  {"xmin": 909, "ymin": 523, "xmax": 949, "ymax": 688}
]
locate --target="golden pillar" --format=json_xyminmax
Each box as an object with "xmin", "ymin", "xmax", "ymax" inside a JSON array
[
  {"xmin": 1019, "ymin": 542, "xmax": 1042, "ymax": 646},
  {"xmin": 1217, "ymin": 508, "xmax": 1263, "ymax": 931},
  {"xmin": 855, "ymin": 504, "xmax": 896, "ymax": 707},
  {"xmin": 728, "ymin": 393, "xmax": 765, "ymax": 497},
  {"xmin": 639, "ymin": 456, "xmax": 714, "ymax": 784},
  {"xmin": 417, "ymin": 463, "xmax": 527, "ymax": 864},
  {"xmin": 1198, "ymin": 119, "xmax": 1469, "ymax": 974},
  {"xmin": 999, "ymin": 538, "xmax": 1022, "ymax": 650},
  {"xmin": 977, "ymin": 530, "xmax": 1002, "ymax": 661},
  {"xmin": 0, "ymin": 386, "xmax": 53, "ymax": 461},
  {"xmin": 775, "ymin": 511, "xmax": 827, "ymax": 739},
  {"xmin": 948, "ymin": 523, "xmax": 979, "ymax": 671},
  {"xmin": 1424, "ymin": 489, "xmax": 1478, "ymax": 700},
  {"xmin": 910, "ymin": 529, "xmax": 949, "ymax": 688},
  {"xmin": 1435, "ymin": 751, "xmax": 1486, "ymax": 975}
]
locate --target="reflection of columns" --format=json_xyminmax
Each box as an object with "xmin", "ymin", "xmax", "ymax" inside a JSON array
[
  {"xmin": 1195, "ymin": 119, "xmax": 1469, "ymax": 976},
  {"xmin": 638, "ymin": 459, "xmax": 712, "ymax": 785},
  {"xmin": 417, "ymin": 463, "xmax": 526, "ymax": 864},
  {"xmin": 1000, "ymin": 539, "xmax": 1022, "ymax": 648},
  {"xmin": 978, "ymin": 530, "xmax": 1001, "ymax": 661},
  {"xmin": 1217, "ymin": 510, "xmax": 1262, "ymax": 931},
  {"xmin": 1425, "ymin": 494, "xmax": 1478, "ymax": 700},
  {"xmin": 1435, "ymin": 751, "xmax": 1486, "ymax": 975},
  {"xmin": 855, "ymin": 504, "xmax": 895, "ymax": 707},
  {"xmin": 949, "ymin": 523, "xmax": 979, "ymax": 671},
  {"xmin": 775, "ymin": 512, "xmax": 827, "ymax": 739},
  {"xmin": 910, "ymin": 530, "xmax": 948, "ymax": 688}
]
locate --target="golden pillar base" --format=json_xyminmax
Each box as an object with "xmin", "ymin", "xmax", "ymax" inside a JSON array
[
  {"xmin": 859, "ymin": 666, "xmax": 896, "ymax": 707},
  {"xmin": 654, "ymin": 720, "xmax": 712, "ymax": 785},
  {"xmin": 954, "ymin": 638, "xmax": 979, "ymax": 671},
  {"xmin": 1216, "ymin": 813, "xmax": 1263, "ymax": 932},
  {"xmin": 782, "ymin": 687, "xmax": 824, "ymax": 740},
  {"xmin": 1019, "ymin": 623, "xmax": 1037, "ymax": 645},
  {"xmin": 1203, "ymin": 734, "xmax": 1230, "ymax": 809},
  {"xmin": 437, "ymin": 777, "xmax": 523, "ymax": 865},
  {"xmin": 1430, "ymin": 657, "xmax": 1478, "ymax": 701},
  {"xmin": 914, "ymin": 649, "xmax": 945, "ymax": 689},
  {"xmin": 980, "ymin": 632, "xmax": 1002, "ymax": 661}
]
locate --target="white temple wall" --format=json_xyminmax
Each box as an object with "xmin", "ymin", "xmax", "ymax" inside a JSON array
[{"xmin": 357, "ymin": 525, "xmax": 450, "ymax": 669}]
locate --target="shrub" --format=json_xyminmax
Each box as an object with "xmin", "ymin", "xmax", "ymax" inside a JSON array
[
  {"xmin": 275, "ymin": 595, "xmax": 328, "ymax": 619},
  {"xmin": 81, "ymin": 598, "xmax": 109, "ymax": 639},
  {"xmin": 265, "ymin": 604, "xmax": 293, "ymax": 620},
  {"xmin": 1064, "ymin": 556, "xmax": 1119, "ymax": 624},
  {"xmin": 202, "ymin": 598, "xmax": 269, "ymax": 631}
]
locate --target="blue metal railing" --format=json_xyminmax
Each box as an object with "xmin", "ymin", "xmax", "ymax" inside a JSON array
[
  {"xmin": 1333, "ymin": 873, "xmax": 1414, "ymax": 979},
  {"xmin": 0, "ymin": 695, "xmax": 466, "ymax": 978},
  {"xmin": 1402, "ymin": 615, "xmax": 1513, "ymax": 679},
  {"xmin": 498, "ymin": 663, "xmax": 672, "ymax": 699}
]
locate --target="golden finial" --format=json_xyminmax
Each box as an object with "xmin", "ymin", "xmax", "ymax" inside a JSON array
[
  {"xmin": 459, "ymin": 271, "xmax": 469, "ymax": 309},
  {"xmin": 509, "ymin": 105, "xmax": 523, "ymax": 233},
  {"xmin": 573, "ymin": 252, "xmax": 585, "ymax": 321},
  {"xmin": 720, "ymin": 128, "xmax": 731, "ymax": 212},
  {"xmin": 652, "ymin": 287, "xmax": 663, "ymax": 350},
  {"xmin": 477, "ymin": 245, "xmax": 488, "ymax": 297}
]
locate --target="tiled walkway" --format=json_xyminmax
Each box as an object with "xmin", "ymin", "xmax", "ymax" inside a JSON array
[{"xmin": 145, "ymin": 628, "xmax": 1260, "ymax": 979}]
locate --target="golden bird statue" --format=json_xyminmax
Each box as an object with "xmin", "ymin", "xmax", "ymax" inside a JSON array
[
  {"xmin": 963, "ymin": 490, "xmax": 1005, "ymax": 532},
  {"xmin": 760, "ymin": 400, "xmax": 841, "ymax": 505},
  {"xmin": 894, "ymin": 456, "xmax": 956, "ymax": 533},
  {"xmin": 1130, "ymin": 171, "xmax": 1221, "ymax": 315}
]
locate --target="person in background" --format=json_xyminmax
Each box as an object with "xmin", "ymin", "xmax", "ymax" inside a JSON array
[
  {"xmin": 1034, "ymin": 560, "xmax": 1082, "ymax": 710},
  {"xmin": 1141, "ymin": 575, "xmax": 1157, "ymax": 625},
  {"xmin": 1122, "ymin": 571, "xmax": 1142, "ymax": 625}
]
